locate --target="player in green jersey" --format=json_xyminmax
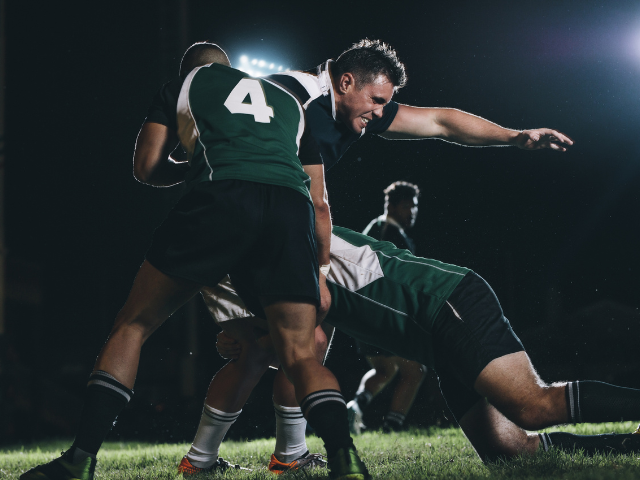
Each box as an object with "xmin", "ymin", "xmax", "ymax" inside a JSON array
[
  {"xmin": 214, "ymin": 226, "xmax": 640, "ymax": 463},
  {"xmin": 20, "ymin": 43, "xmax": 369, "ymax": 480}
]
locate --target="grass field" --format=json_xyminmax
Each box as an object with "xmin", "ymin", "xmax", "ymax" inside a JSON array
[{"xmin": 3, "ymin": 422, "xmax": 640, "ymax": 479}]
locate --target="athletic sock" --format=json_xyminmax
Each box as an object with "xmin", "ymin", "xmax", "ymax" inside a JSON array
[
  {"xmin": 71, "ymin": 370, "xmax": 133, "ymax": 457},
  {"xmin": 354, "ymin": 390, "xmax": 373, "ymax": 411},
  {"xmin": 300, "ymin": 390, "xmax": 353, "ymax": 458},
  {"xmin": 383, "ymin": 411, "xmax": 406, "ymax": 430},
  {"xmin": 566, "ymin": 381, "xmax": 640, "ymax": 424},
  {"xmin": 539, "ymin": 431, "xmax": 640, "ymax": 456},
  {"xmin": 273, "ymin": 403, "xmax": 309, "ymax": 463},
  {"xmin": 187, "ymin": 405, "xmax": 241, "ymax": 468}
]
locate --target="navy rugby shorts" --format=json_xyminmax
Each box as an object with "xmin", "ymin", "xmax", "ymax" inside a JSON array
[
  {"xmin": 146, "ymin": 179, "xmax": 320, "ymax": 306},
  {"xmin": 431, "ymin": 272, "xmax": 524, "ymax": 421}
]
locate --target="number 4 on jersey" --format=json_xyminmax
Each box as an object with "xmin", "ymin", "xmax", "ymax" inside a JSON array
[{"xmin": 224, "ymin": 78, "xmax": 274, "ymax": 123}]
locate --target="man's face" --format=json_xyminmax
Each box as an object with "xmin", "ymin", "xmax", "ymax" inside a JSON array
[
  {"xmin": 335, "ymin": 74, "xmax": 395, "ymax": 134},
  {"xmin": 388, "ymin": 196, "xmax": 419, "ymax": 230}
]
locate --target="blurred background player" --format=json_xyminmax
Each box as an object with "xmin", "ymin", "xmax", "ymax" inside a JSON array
[{"xmin": 348, "ymin": 181, "xmax": 427, "ymax": 434}]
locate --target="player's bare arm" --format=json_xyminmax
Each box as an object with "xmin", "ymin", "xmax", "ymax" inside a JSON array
[
  {"xmin": 303, "ymin": 163, "xmax": 332, "ymax": 320},
  {"xmin": 133, "ymin": 122, "xmax": 189, "ymax": 186},
  {"xmin": 382, "ymin": 104, "xmax": 573, "ymax": 151}
]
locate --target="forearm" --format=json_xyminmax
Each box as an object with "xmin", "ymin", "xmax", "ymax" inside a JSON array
[
  {"xmin": 140, "ymin": 158, "xmax": 189, "ymax": 187},
  {"xmin": 435, "ymin": 108, "xmax": 520, "ymax": 146},
  {"xmin": 314, "ymin": 202, "xmax": 332, "ymax": 267}
]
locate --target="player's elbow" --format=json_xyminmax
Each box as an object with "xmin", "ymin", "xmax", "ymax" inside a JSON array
[
  {"xmin": 313, "ymin": 199, "xmax": 331, "ymax": 221},
  {"xmin": 133, "ymin": 156, "xmax": 154, "ymax": 184}
]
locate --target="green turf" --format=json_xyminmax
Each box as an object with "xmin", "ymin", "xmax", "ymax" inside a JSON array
[{"xmin": 3, "ymin": 422, "xmax": 640, "ymax": 479}]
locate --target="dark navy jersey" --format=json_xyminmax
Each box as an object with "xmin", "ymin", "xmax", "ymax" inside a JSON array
[{"xmin": 267, "ymin": 60, "xmax": 399, "ymax": 171}]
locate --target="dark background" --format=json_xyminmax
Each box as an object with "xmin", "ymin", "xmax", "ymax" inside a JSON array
[{"xmin": 2, "ymin": 0, "xmax": 640, "ymax": 444}]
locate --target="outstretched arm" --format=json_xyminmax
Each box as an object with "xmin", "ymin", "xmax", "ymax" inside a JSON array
[
  {"xmin": 382, "ymin": 104, "xmax": 573, "ymax": 151},
  {"xmin": 133, "ymin": 122, "xmax": 190, "ymax": 186}
]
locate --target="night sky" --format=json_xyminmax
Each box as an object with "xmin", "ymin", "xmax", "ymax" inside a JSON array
[{"xmin": 3, "ymin": 0, "xmax": 640, "ymax": 442}]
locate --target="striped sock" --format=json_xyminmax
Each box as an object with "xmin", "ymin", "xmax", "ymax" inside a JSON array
[
  {"xmin": 384, "ymin": 411, "xmax": 406, "ymax": 428},
  {"xmin": 72, "ymin": 370, "xmax": 133, "ymax": 455},
  {"xmin": 274, "ymin": 404, "xmax": 308, "ymax": 463},
  {"xmin": 566, "ymin": 380, "xmax": 640, "ymax": 424},
  {"xmin": 187, "ymin": 405, "xmax": 241, "ymax": 468},
  {"xmin": 300, "ymin": 390, "xmax": 352, "ymax": 458}
]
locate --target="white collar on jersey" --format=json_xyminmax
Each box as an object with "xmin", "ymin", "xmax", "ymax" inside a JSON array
[
  {"xmin": 317, "ymin": 60, "xmax": 337, "ymax": 120},
  {"xmin": 378, "ymin": 214, "xmax": 406, "ymax": 236}
]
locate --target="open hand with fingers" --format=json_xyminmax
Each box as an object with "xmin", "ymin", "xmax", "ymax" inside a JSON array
[{"xmin": 514, "ymin": 128, "xmax": 573, "ymax": 151}]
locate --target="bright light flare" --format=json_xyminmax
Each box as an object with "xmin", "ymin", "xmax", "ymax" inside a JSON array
[{"xmin": 240, "ymin": 55, "xmax": 248, "ymax": 64}]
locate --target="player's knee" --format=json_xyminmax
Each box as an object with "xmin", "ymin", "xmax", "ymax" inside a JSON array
[
  {"xmin": 399, "ymin": 362, "xmax": 427, "ymax": 383},
  {"xmin": 314, "ymin": 327, "xmax": 329, "ymax": 362}
]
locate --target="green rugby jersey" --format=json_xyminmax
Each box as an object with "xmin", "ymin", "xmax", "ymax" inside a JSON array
[
  {"xmin": 325, "ymin": 226, "xmax": 470, "ymax": 367},
  {"xmin": 176, "ymin": 63, "xmax": 318, "ymax": 197}
]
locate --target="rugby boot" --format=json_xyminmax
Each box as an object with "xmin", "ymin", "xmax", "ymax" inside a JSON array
[
  {"xmin": 327, "ymin": 446, "xmax": 371, "ymax": 480},
  {"xmin": 633, "ymin": 424, "xmax": 640, "ymax": 435},
  {"xmin": 267, "ymin": 450, "xmax": 327, "ymax": 474},
  {"xmin": 20, "ymin": 450, "xmax": 96, "ymax": 480},
  {"xmin": 346, "ymin": 400, "xmax": 366, "ymax": 435},
  {"xmin": 177, "ymin": 455, "xmax": 251, "ymax": 475}
]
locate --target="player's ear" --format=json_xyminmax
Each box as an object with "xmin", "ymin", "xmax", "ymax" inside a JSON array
[{"xmin": 338, "ymin": 73, "xmax": 356, "ymax": 94}]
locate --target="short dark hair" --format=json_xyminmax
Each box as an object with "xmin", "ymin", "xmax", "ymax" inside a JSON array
[
  {"xmin": 384, "ymin": 181, "xmax": 420, "ymax": 206},
  {"xmin": 180, "ymin": 42, "xmax": 230, "ymax": 77},
  {"xmin": 333, "ymin": 39, "xmax": 407, "ymax": 91}
]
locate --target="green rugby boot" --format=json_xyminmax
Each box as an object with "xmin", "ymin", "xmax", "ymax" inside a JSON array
[
  {"xmin": 328, "ymin": 446, "xmax": 371, "ymax": 480},
  {"xmin": 20, "ymin": 450, "xmax": 96, "ymax": 480}
]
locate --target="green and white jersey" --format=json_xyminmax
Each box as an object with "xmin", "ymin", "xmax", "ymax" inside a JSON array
[
  {"xmin": 176, "ymin": 63, "xmax": 319, "ymax": 198},
  {"xmin": 325, "ymin": 226, "xmax": 470, "ymax": 367}
]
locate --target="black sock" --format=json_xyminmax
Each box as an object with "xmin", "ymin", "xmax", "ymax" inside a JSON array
[
  {"xmin": 71, "ymin": 371, "xmax": 133, "ymax": 456},
  {"xmin": 540, "ymin": 431, "xmax": 640, "ymax": 456},
  {"xmin": 301, "ymin": 390, "xmax": 354, "ymax": 458},
  {"xmin": 566, "ymin": 381, "xmax": 640, "ymax": 424},
  {"xmin": 384, "ymin": 411, "xmax": 405, "ymax": 429},
  {"xmin": 355, "ymin": 390, "xmax": 373, "ymax": 411}
]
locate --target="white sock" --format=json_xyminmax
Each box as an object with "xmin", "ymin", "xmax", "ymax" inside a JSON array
[
  {"xmin": 187, "ymin": 405, "xmax": 241, "ymax": 468},
  {"xmin": 273, "ymin": 403, "xmax": 308, "ymax": 463}
]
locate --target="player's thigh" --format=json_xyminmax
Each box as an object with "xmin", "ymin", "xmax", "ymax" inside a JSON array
[
  {"xmin": 366, "ymin": 355, "xmax": 400, "ymax": 377},
  {"xmin": 115, "ymin": 260, "xmax": 201, "ymax": 334}
]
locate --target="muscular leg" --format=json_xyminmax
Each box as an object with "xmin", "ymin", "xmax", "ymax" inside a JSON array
[
  {"xmin": 473, "ymin": 351, "xmax": 567, "ymax": 431},
  {"xmin": 72, "ymin": 261, "xmax": 201, "ymax": 460},
  {"xmin": 385, "ymin": 358, "xmax": 427, "ymax": 430},
  {"xmin": 360, "ymin": 356, "xmax": 400, "ymax": 398},
  {"xmin": 458, "ymin": 398, "xmax": 540, "ymax": 462}
]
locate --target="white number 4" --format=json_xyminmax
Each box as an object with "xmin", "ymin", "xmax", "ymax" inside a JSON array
[{"xmin": 224, "ymin": 78, "xmax": 274, "ymax": 123}]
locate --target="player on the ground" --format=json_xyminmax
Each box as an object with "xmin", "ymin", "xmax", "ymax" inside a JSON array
[
  {"xmin": 347, "ymin": 181, "xmax": 427, "ymax": 434},
  {"xmin": 20, "ymin": 42, "xmax": 370, "ymax": 480},
  {"xmin": 182, "ymin": 38, "xmax": 574, "ymax": 474},
  {"xmin": 216, "ymin": 225, "xmax": 640, "ymax": 463}
]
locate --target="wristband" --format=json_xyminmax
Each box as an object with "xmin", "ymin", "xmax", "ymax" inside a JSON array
[{"xmin": 319, "ymin": 263, "xmax": 331, "ymax": 277}]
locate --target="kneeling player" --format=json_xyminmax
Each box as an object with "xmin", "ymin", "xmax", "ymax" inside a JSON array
[{"xmin": 188, "ymin": 226, "xmax": 640, "ymax": 469}]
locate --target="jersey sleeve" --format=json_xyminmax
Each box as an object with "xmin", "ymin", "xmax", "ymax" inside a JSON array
[
  {"xmin": 298, "ymin": 122, "xmax": 323, "ymax": 165},
  {"xmin": 144, "ymin": 76, "xmax": 183, "ymax": 131},
  {"xmin": 366, "ymin": 101, "xmax": 399, "ymax": 134}
]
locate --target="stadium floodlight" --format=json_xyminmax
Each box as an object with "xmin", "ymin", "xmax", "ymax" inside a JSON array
[
  {"xmin": 240, "ymin": 55, "xmax": 248, "ymax": 64},
  {"xmin": 251, "ymin": 59, "xmax": 257, "ymax": 65},
  {"xmin": 278, "ymin": 66, "xmax": 283, "ymax": 71},
  {"xmin": 269, "ymin": 63, "xmax": 275, "ymax": 70},
  {"xmin": 258, "ymin": 60, "xmax": 266, "ymax": 67}
]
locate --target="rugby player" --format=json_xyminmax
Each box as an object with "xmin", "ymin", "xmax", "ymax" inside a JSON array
[
  {"xmin": 20, "ymin": 43, "xmax": 370, "ymax": 480},
  {"xmin": 348, "ymin": 181, "xmax": 427, "ymax": 435},
  {"xmin": 216, "ymin": 226, "xmax": 640, "ymax": 463},
  {"xmin": 180, "ymin": 38, "xmax": 574, "ymax": 474}
]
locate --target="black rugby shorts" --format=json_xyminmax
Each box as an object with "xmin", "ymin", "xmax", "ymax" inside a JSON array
[
  {"xmin": 431, "ymin": 272, "xmax": 525, "ymax": 421},
  {"xmin": 146, "ymin": 179, "xmax": 320, "ymax": 306}
]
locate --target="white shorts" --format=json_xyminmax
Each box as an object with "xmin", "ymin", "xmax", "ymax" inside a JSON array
[{"xmin": 201, "ymin": 275, "xmax": 255, "ymax": 323}]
